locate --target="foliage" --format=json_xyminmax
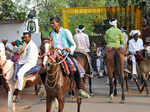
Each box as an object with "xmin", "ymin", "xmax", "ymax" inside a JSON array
[
  {"xmin": 38, "ymin": 0, "xmax": 107, "ymax": 37},
  {"xmin": 0, "ymin": 0, "xmax": 27, "ymax": 21}
]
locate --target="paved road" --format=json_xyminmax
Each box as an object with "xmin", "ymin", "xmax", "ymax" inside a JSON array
[{"xmin": 0, "ymin": 77, "xmax": 150, "ymax": 112}]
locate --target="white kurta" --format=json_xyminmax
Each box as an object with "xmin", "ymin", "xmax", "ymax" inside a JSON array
[
  {"xmin": 74, "ymin": 32, "xmax": 90, "ymax": 53},
  {"xmin": 17, "ymin": 40, "xmax": 39, "ymax": 90},
  {"xmin": 128, "ymin": 38, "xmax": 144, "ymax": 74}
]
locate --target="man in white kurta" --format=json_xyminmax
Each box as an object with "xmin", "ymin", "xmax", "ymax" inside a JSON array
[
  {"xmin": 16, "ymin": 32, "xmax": 38, "ymax": 93},
  {"xmin": 128, "ymin": 30, "xmax": 144, "ymax": 77},
  {"xmin": 74, "ymin": 25, "xmax": 95, "ymax": 75}
]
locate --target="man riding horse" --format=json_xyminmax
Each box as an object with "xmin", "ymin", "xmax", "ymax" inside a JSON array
[
  {"xmin": 128, "ymin": 30, "xmax": 144, "ymax": 79},
  {"xmin": 104, "ymin": 18, "xmax": 126, "ymax": 102},
  {"xmin": 13, "ymin": 32, "xmax": 39, "ymax": 100},
  {"xmin": 73, "ymin": 24, "xmax": 94, "ymax": 77},
  {"xmin": 44, "ymin": 17, "xmax": 89, "ymax": 98}
]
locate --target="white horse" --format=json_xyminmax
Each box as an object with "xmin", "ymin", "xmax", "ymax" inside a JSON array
[{"xmin": 0, "ymin": 42, "xmax": 42, "ymax": 112}]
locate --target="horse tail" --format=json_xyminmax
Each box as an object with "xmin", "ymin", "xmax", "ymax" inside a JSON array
[{"xmin": 114, "ymin": 50, "xmax": 122, "ymax": 83}]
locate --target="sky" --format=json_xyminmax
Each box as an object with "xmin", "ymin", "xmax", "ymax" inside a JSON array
[{"xmin": 11, "ymin": 0, "xmax": 35, "ymax": 9}]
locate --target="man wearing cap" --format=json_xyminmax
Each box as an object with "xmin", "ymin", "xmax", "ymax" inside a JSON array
[
  {"xmin": 74, "ymin": 24, "xmax": 95, "ymax": 76},
  {"xmin": 13, "ymin": 32, "xmax": 39, "ymax": 100},
  {"xmin": 128, "ymin": 30, "xmax": 144, "ymax": 79}
]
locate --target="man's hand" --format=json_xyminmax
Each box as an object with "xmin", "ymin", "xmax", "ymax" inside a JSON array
[{"xmin": 64, "ymin": 48, "xmax": 71, "ymax": 53}]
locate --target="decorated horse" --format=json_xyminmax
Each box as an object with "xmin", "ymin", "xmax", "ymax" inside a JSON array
[
  {"xmin": 104, "ymin": 48, "xmax": 125, "ymax": 103},
  {"xmin": 0, "ymin": 42, "xmax": 42, "ymax": 112},
  {"xmin": 44, "ymin": 48, "xmax": 82, "ymax": 112},
  {"xmin": 40, "ymin": 39, "xmax": 94, "ymax": 99}
]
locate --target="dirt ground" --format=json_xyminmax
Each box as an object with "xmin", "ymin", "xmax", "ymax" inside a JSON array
[{"xmin": 1, "ymin": 77, "xmax": 150, "ymax": 112}]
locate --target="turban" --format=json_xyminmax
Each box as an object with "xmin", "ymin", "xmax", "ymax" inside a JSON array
[
  {"xmin": 76, "ymin": 24, "xmax": 85, "ymax": 33},
  {"xmin": 129, "ymin": 30, "xmax": 141, "ymax": 37},
  {"xmin": 109, "ymin": 19, "xmax": 117, "ymax": 28}
]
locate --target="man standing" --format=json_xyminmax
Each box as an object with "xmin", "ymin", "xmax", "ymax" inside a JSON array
[
  {"xmin": 14, "ymin": 32, "xmax": 39, "ymax": 99},
  {"xmin": 49, "ymin": 17, "xmax": 89, "ymax": 98},
  {"xmin": 128, "ymin": 30, "xmax": 144, "ymax": 78}
]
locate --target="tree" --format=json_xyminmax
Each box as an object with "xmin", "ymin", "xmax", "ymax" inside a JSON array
[
  {"xmin": 0, "ymin": 0, "xmax": 27, "ymax": 21},
  {"xmin": 38, "ymin": 0, "xmax": 107, "ymax": 37}
]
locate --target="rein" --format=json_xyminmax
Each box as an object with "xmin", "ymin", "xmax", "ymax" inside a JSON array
[{"xmin": 48, "ymin": 52, "xmax": 69, "ymax": 65}]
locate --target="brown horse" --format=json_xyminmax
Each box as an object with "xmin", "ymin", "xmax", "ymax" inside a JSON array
[
  {"xmin": 104, "ymin": 48, "xmax": 125, "ymax": 103},
  {"xmin": 125, "ymin": 49, "xmax": 150, "ymax": 95},
  {"xmin": 45, "ymin": 49, "xmax": 82, "ymax": 112},
  {"xmin": 73, "ymin": 52, "xmax": 93, "ymax": 95}
]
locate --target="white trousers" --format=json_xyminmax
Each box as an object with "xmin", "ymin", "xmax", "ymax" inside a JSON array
[
  {"xmin": 17, "ymin": 63, "xmax": 35, "ymax": 90},
  {"xmin": 131, "ymin": 55, "xmax": 137, "ymax": 74}
]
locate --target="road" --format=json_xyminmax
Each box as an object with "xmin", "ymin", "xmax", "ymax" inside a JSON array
[{"xmin": 0, "ymin": 77, "xmax": 150, "ymax": 112}]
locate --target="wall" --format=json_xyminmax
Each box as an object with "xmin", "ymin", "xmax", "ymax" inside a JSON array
[{"xmin": 0, "ymin": 23, "xmax": 26, "ymax": 42}]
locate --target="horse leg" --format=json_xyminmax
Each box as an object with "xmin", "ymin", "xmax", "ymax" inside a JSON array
[
  {"xmin": 46, "ymin": 97, "xmax": 53, "ymax": 112},
  {"xmin": 77, "ymin": 97, "xmax": 81, "ymax": 112},
  {"xmin": 120, "ymin": 79, "xmax": 125, "ymax": 103},
  {"xmin": 109, "ymin": 77, "xmax": 114, "ymax": 101},
  {"xmin": 75, "ymin": 88, "xmax": 81, "ymax": 112},
  {"xmin": 142, "ymin": 74, "xmax": 149, "ymax": 95},
  {"xmin": 113, "ymin": 77, "xmax": 118, "ymax": 96},
  {"xmin": 125, "ymin": 72, "xmax": 129, "ymax": 92},
  {"xmin": 71, "ymin": 89, "xmax": 76, "ymax": 102},
  {"xmin": 8, "ymin": 82, "xmax": 16, "ymax": 112},
  {"xmin": 58, "ymin": 96, "xmax": 64, "ymax": 112},
  {"xmin": 88, "ymin": 76, "xmax": 94, "ymax": 96},
  {"xmin": 134, "ymin": 78, "xmax": 142, "ymax": 93}
]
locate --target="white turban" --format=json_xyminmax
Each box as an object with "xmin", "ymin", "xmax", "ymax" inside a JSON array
[
  {"xmin": 76, "ymin": 25, "xmax": 85, "ymax": 33},
  {"xmin": 129, "ymin": 30, "xmax": 141, "ymax": 37},
  {"xmin": 109, "ymin": 19, "xmax": 117, "ymax": 28}
]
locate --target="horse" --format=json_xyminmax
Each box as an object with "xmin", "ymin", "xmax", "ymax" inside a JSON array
[
  {"xmin": 104, "ymin": 48, "xmax": 125, "ymax": 103},
  {"xmin": 45, "ymin": 48, "xmax": 82, "ymax": 112},
  {"xmin": 125, "ymin": 48, "xmax": 150, "ymax": 95},
  {"xmin": 73, "ymin": 52, "xmax": 94, "ymax": 96},
  {"xmin": 40, "ymin": 40, "xmax": 94, "ymax": 99},
  {"xmin": 0, "ymin": 42, "xmax": 42, "ymax": 112}
]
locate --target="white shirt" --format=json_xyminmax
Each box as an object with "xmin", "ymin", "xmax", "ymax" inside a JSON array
[
  {"xmin": 128, "ymin": 38, "xmax": 144, "ymax": 55},
  {"xmin": 122, "ymin": 32, "xmax": 128, "ymax": 46},
  {"xmin": 74, "ymin": 32, "xmax": 90, "ymax": 53},
  {"xmin": 52, "ymin": 28, "xmax": 76, "ymax": 54},
  {"xmin": 18, "ymin": 40, "xmax": 38, "ymax": 66}
]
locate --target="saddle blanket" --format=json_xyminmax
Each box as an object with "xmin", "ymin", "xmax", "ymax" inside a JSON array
[{"xmin": 13, "ymin": 65, "xmax": 40, "ymax": 81}]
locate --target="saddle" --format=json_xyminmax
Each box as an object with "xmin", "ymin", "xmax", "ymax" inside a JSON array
[
  {"xmin": 13, "ymin": 65, "xmax": 40, "ymax": 81},
  {"xmin": 58, "ymin": 55, "xmax": 76, "ymax": 76},
  {"xmin": 104, "ymin": 47, "xmax": 124, "ymax": 59}
]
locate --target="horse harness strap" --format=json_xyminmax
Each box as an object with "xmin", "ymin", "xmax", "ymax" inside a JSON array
[{"xmin": 46, "ymin": 67, "xmax": 59, "ymax": 89}]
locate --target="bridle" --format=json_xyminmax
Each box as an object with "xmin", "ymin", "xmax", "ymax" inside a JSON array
[{"xmin": 47, "ymin": 49, "xmax": 69, "ymax": 65}]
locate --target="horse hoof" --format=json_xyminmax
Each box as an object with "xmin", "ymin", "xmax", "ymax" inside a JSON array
[
  {"xmin": 108, "ymin": 99, "xmax": 113, "ymax": 103},
  {"xmin": 13, "ymin": 96, "xmax": 22, "ymax": 103},
  {"xmin": 72, "ymin": 96, "xmax": 76, "ymax": 102},
  {"xmin": 90, "ymin": 92, "xmax": 94, "ymax": 96},
  {"xmin": 120, "ymin": 100, "xmax": 125, "ymax": 104},
  {"xmin": 40, "ymin": 96, "xmax": 46, "ymax": 100}
]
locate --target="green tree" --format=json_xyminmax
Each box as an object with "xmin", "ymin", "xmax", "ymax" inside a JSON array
[
  {"xmin": 38, "ymin": 0, "xmax": 107, "ymax": 37},
  {"xmin": 0, "ymin": 0, "xmax": 27, "ymax": 21}
]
